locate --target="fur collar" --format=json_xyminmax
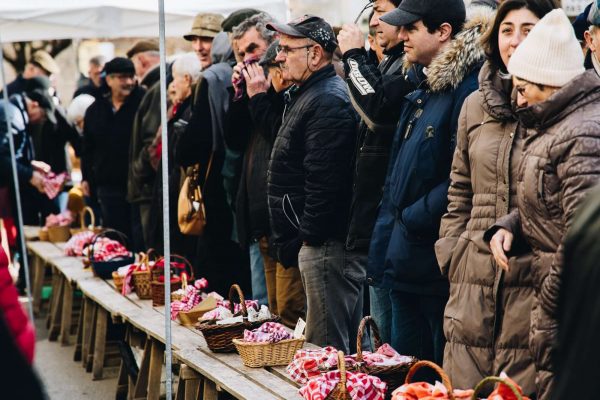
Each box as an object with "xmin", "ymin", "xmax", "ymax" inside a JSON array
[{"xmin": 403, "ymin": 6, "xmax": 493, "ymax": 93}]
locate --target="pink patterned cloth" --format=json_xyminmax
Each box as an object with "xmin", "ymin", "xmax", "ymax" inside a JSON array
[
  {"xmin": 43, "ymin": 172, "xmax": 68, "ymax": 200},
  {"xmin": 64, "ymin": 231, "xmax": 96, "ymax": 256},
  {"xmin": 299, "ymin": 370, "xmax": 387, "ymax": 400},
  {"xmin": 287, "ymin": 346, "xmax": 355, "ymax": 384},
  {"xmin": 170, "ymin": 281, "xmax": 211, "ymax": 320},
  {"xmin": 243, "ymin": 322, "xmax": 292, "ymax": 343},
  {"xmin": 89, "ymin": 238, "xmax": 130, "ymax": 262},
  {"xmin": 216, "ymin": 299, "xmax": 259, "ymax": 314},
  {"xmin": 358, "ymin": 344, "xmax": 415, "ymax": 367},
  {"xmin": 45, "ymin": 211, "xmax": 73, "ymax": 227}
]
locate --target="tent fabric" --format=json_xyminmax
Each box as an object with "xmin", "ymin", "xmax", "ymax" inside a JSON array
[{"xmin": 0, "ymin": 0, "xmax": 287, "ymax": 42}]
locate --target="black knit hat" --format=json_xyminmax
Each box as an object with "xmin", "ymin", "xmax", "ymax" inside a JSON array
[
  {"xmin": 222, "ymin": 8, "xmax": 262, "ymax": 32},
  {"xmin": 266, "ymin": 15, "xmax": 338, "ymax": 53},
  {"xmin": 103, "ymin": 57, "xmax": 135, "ymax": 75}
]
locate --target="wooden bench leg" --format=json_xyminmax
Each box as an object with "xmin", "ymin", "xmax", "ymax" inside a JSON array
[
  {"xmin": 147, "ymin": 339, "xmax": 164, "ymax": 400},
  {"xmin": 73, "ymin": 291, "xmax": 86, "ymax": 361},
  {"xmin": 176, "ymin": 364, "xmax": 201, "ymax": 400},
  {"xmin": 134, "ymin": 336, "xmax": 151, "ymax": 400},
  {"xmin": 32, "ymin": 256, "xmax": 45, "ymax": 315},
  {"xmin": 48, "ymin": 274, "xmax": 64, "ymax": 342},
  {"xmin": 60, "ymin": 280, "xmax": 73, "ymax": 346},
  {"xmin": 92, "ymin": 306, "xmax": 108, "ymax": 380},
  {"xmin": 46, "ymin": 266, "xmax": 61, "ymax": 329},
  {"xmin": 82, "ymin": 298, "xmax": 96, "ymax": 369},
  {"xmin": 203, "ymin": 380, "xmax": 218, "ymax": 400}
]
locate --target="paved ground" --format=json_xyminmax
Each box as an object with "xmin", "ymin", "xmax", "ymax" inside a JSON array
[{"xmin": 33, "ymin": 312, "xmax": 118, "ymax": 399}]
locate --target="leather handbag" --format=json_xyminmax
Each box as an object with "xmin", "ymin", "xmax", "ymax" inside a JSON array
[{"xmin": 177, "ymin": 154, "xmax": 213, "ymax": 236}]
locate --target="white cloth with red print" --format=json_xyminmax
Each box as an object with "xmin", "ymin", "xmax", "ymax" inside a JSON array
[
  {"xmin": 359, "ymin": 344, "xmax": 415, "ymax": 367},
  {"xmin": 299, "ymin": 369, "xmax": 387, "ymax": 400},
  {"xmin": 243, "ymin": 322, "xmax": 292, "ymax": 343},
  {"xmin": 87, "ymin": 237, "xmax": 130, "ymax": 262},
  {"xmin": 44, "ymin": 211, "xmax": 73, "ymax": 227},
  {"xmin": 64, "ymin": 231, "xmax": 96, "ymax": 256},
  {"xmin": 43, "ymin": 172, "xmax": 68, "ymax": 200},
  {"xmin": 169, "ymin": 280, "xmax": 213, "ymax": 320},
  {"xmin": 287, "ymin": 346, "xmax": 357, "ymax": 385}
]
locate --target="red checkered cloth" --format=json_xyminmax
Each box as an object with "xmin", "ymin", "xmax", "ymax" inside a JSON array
[
  {"xmin": 243, "ymin": 322, "xmax": 292, "ymax": 343},
  {"xmin": 43, "ymin": 172, "xmax": 68, "ymax": 200},
  {"xmin": 299, "ymin": 370, "xmax": 387, "ymax": 400},
  {"xmin": 288, "ymin": 346, "xmax": 355, "ymax": 384},
  {"xmin": 64, "ymin": 231, "xmax": 96, "ymax": 256},
  {"xmin": 89, "ymin": 237, "xmax": 130, "ymax": 262},
  {"xmin": 217, "ymin": 299, "xmax": 259, "ymax": 314}
]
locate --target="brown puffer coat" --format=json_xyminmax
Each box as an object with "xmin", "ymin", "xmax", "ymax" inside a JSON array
[
  {"xmin": 486, "ymin": 69, "xmax": 600, "ymax": 400},
  {"xmin": 435, "ymin": 61, "xmax": 535, "ymax": 395}
]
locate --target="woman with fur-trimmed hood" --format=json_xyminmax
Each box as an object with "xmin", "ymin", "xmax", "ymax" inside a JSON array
[
  {"xmin": 368, "ymin": 0, "xmax": 491, "ymax": 365},
  {"xmin": 436, "ymin": 0, "xmax": 557, "ymax": 395}
]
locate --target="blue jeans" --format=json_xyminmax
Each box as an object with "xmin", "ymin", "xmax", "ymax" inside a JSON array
[
  {"xmin": 389, "ymin": 290, "xmax": 447, "ymax": 367},
  {"xmin": 249, "ymin": 242, "xmax": 268, "ymax": 306},
  {"xmin": 370, "ymin": 285, "xmax": 393, "ymax": 346}
]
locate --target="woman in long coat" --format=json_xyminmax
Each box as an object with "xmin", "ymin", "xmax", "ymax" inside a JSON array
[{"xmin": 436, "ymin": 0, "xmax": 556, "ymax": 395}]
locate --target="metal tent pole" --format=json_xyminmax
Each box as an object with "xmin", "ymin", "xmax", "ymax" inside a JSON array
[
  {"xmin": 0, "ymin": 39, "xmax": 35, "ymax": 322},
  {"xmin": 157, "ymin": 0, "xmax": 173, "ymax": 398}
]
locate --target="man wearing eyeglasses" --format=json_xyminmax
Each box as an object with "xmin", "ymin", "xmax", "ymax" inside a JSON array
[
  {"xmin": 82, "ymin": 57, "xmax": 146, "ymax": 240},
  {"xmin": 266, "ymin": 16, "xmax": 360, "ymax": 353}
]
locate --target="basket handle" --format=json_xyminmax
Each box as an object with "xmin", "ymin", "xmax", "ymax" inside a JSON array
[
  {"xmin": 336, "ymin": 351, "xmax": 348, "ymax": 396},
  {"xmin": 471, "ymin": 377, "xmax": 523, "ymax": 400},
  {"xmin": 89, "ymin": 229, "xmax": 130, "ymax": 261},
  {"xmin": 228, "ymin": 284, "xmax": 247, "ymax": 317},
  {"xmin": 169, "ymin": 254, "xmax": 194, "ymax": 279},
  {"xmin": 80, "ymin": 206, "xmax": 95, "ymax": 229},
  {"xmin": 405, "ymin": 360, "xmax": 454, "ymax": 400},
  {"xmin": 356, "ymin": 316, "xmax": 383, "ymax": 363}
]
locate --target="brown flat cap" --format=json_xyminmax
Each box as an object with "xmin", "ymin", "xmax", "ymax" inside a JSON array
[
  {"xmin": 31, "ymin": 50, "xmax": 60, "ymax": 75},
  {"xmin": 126, "ymin": 39, "xmax": 160, "ymax": 58},
  {"xmin": 184, "ymin": 13, "xmax": 224, "ymax": 40}
]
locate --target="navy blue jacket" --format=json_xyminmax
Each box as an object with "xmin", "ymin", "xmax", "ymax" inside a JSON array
[{"xmin": 369, "ymin": 55, "xmax": 483, "ymax": 295}]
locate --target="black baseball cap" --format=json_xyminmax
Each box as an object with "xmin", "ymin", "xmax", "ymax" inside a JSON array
[
  {"xmin": 266, "ymin": 15, "xmax": 338, "ymax": 53},
  {"xmin": 24, "ymin": 77, "xmax": 56, "ymax": 124},
  {"xmin": 380, "ymin": 0, "xmax": 466, "ymax": 27}
]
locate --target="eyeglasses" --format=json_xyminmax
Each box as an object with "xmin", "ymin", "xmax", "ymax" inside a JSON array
[
  {"xmin": 276, "ymin": 44, "xmax": 314, "ymax": 56},
  {"xmin": 514, "ymin": 78, "xmax": 543, "ymax": 96}
]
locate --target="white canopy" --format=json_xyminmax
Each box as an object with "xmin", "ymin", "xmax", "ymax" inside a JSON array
[{"xmin": 0, "ymin": 0, "xmax": 288, "ymax": 42}]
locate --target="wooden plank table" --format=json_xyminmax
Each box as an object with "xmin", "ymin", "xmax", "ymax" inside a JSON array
[{"xmin": 26, "ymin": 240, "xmax": 67, "ymax": 316}]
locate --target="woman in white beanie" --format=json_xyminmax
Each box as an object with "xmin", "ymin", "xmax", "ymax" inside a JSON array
[
  {"xmin": 436, "ymin": 0, "xmax": 556, "ymax": 395},
  {"xmin": 487, "ymin": 8, "xmax": 600, "ymax": 399}
]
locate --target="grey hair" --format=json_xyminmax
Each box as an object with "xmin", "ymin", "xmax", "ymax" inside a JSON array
[
  {"xmin": 89, "ymin": 55, "xmax": 106, "ymax": 67},
  {"xmin": 232, "ymin": 12, "xmax": 277, "ymax": 44},
  {"xmin": 171, "ymin": 53, "xmax": 202, "ymax": 83}
]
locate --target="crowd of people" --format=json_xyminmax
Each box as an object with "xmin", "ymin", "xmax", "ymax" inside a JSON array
[{"xmin": 2, "ymin": 0, "xmax": 600, "ymax": 398}]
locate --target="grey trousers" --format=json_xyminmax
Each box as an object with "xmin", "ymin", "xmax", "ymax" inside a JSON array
[{"xmin": 298, "ymin": 240, "xmax": 366, "ymax": 353}]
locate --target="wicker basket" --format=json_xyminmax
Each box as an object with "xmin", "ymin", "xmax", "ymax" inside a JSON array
[
  {"xmin": 196, "ymin": 284, "xmax": 280, "ymax": 353},
  {"xmin": 325, "ymin": 351, "xmax": 352, "ymax": 400},
  {"xmin": 471, "ymin": 376, "xmax": 523, "ymax": 400},
  {"xmin": 233, "ymin": 335, "xmax": 305, "ymax": 368},
  {"xmin": 39, "ymin": 229, "xmax": 49, "ymax": 241},
  {"xmin": 404, "ymin": 361, "xmax": 455, "ymax": 400},
  {"xmin": 89, "ymin": 229, "xmax": 134, "ymax": 279},
  {"xmin": 171, "ymin": 274, "xmax": 188, "ymax": 302},
  {"xmin": 112, "ymin": 271, "xmax": 124, "ymax": 293},
  {"xmin": 151, "ymin": 278, "xmax": 182, "ymax": 306},
  {"xmin": 48, "ymin": 225, "xmax": 71, "ymax": 242},
  {"xmin": 355, "ymin": 316, "xmax": 417, "ymax": 395},
  {"xmin": 132, "ymin": 250, "xmax": 159, "ymax": 299},
  {"xmin": 71, "ymin": 206, "xmax": 103, "ymax": 235}
]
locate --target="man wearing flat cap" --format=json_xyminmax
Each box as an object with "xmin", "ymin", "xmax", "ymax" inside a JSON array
[
  {"xmin": 266, "ymin": 15, "xmax": 360, "ymax": 353},
  {"xmin": 127, "ymin": 40, "xmax": 161, "ymax": 89},
  {"xmin": 82, "ymin": 57, "xmax": 145, "ymax": 242},
  {"xmin": 184, "ymin": 13, "xmax": 224, "ymax": 69},
  {"xmin": 5, "ymin": 50, "xmax": 60, "ymax": 97},
  {"xmin": 585, "ymin": 0, "xmax": 600, "ymax": 75}
]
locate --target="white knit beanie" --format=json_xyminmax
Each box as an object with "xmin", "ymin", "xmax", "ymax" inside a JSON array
[{"xmin": 508, "ymin": 8, "xmax": 585, "ymax": 87}]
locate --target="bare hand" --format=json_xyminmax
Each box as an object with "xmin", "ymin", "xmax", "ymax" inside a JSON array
[
  {"xmin": 232, "ymin": 62, "xmax": 244, "ymax": 89},
  {"xmin": 31, "ymin": 160, "xmax": 51, "ymax": 174},
  {"xmin": 490, "ymin": 228, "xmax": 514, "ymax": 272},
  {"xmin": 337, "ymin": 23, "xmax": 365, "ymax": 55},
  {"xmin": 30, "ymin": 171, "xmax": 45, "ymax": 193},
  {"xmin": 243, "ymin": 63, "xmax": 271, "ymax": 98},
  {"xmin": 81, "ymin": 181, "xmax": 90, "ymax": 197}
]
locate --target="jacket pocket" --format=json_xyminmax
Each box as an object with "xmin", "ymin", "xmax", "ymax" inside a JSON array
[{"xmin": 385, "ymin": 219, "xmax": 440, "ymax": 283}]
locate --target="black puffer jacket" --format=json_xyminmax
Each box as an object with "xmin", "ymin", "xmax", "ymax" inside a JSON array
[
  {"xmin": 342, "ymin": 44, "xmax": 414, "ymax": 251},
  {"xmin": 268, "ymin": 65, "xmax": 358, "ymax": 265}
]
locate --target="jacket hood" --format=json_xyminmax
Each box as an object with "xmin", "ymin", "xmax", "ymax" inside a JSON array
[
  {"xmin": 517, "ymin": 69, "xmax": 600, "ymax": 129},
  {"xmin": 404, "ymin": 6, "xmax": 492, "ymax": 93},
  {"xmin": 210, "ymin": 32, "xmax": 235, "ymax": 65}
]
